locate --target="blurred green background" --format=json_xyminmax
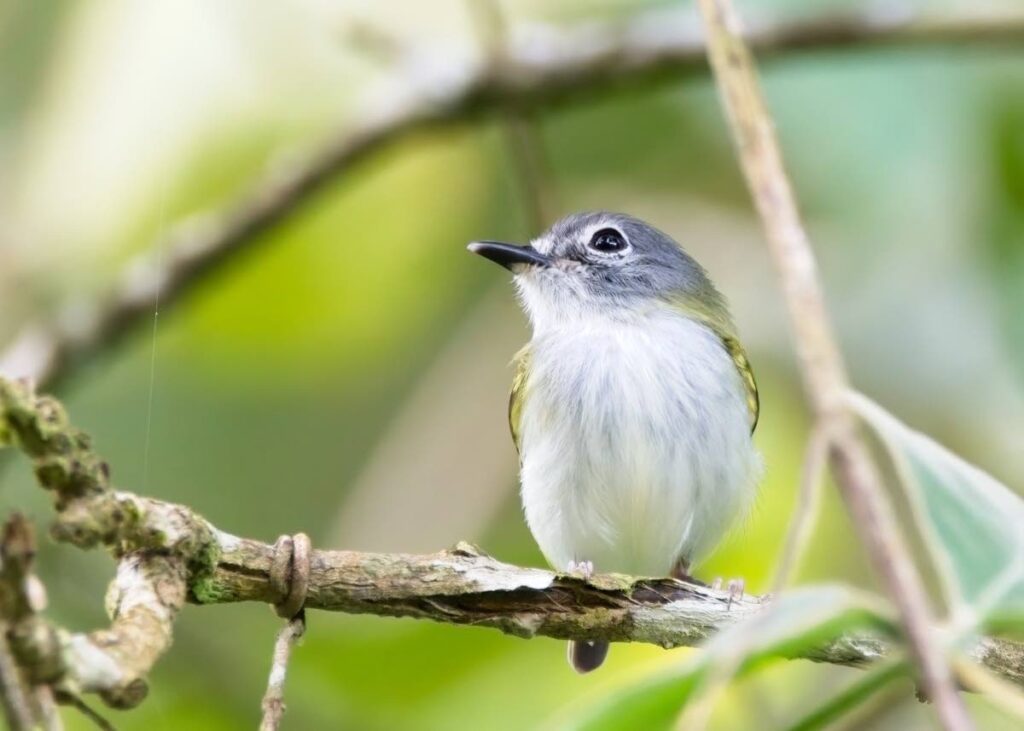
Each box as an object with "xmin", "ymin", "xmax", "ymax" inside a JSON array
[{"xmin": 1, "ymin": 0, "xmax": 1022, "ymax": 729}]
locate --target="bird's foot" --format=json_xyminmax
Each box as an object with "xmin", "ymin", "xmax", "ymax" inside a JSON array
[
  {"xmin": 566, "ymin": 559, "xmax": 594, "ymax": 582},
  {"xmin": 711, "ymin": 577, "xmax": 746, "ymax": 610}
]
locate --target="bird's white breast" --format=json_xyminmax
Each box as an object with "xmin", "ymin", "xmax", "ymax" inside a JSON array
[{"xmin": 517, "ymin": 305, "xmax": 759, "ymax": 576}]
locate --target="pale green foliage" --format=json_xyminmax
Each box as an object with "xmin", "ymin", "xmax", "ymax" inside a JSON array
[
  {"xmin": 558, "ymin": 586, "xmax": 895, "ymax": 731},
  {"xmin": 784, "ymin": 662, "xmax": 906, "ymax": 731},
  {"xmin": 852, "ymin": 392, "xmax": 1024, "ymax": 633}
]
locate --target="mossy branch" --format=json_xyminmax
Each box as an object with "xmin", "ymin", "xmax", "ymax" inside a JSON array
[{"xmin": 0, "ymin": 375, "xmax": 1023, "ymax": 716}]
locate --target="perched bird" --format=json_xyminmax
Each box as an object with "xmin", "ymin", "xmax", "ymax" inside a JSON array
[{"xmin": 468, "ymin": 212, "xmax": 761, "ymax": 673}]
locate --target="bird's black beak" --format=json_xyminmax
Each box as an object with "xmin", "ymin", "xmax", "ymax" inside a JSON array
[{"xmin": 467, "ymin": 240, "xmax": 550, "ymax": 271}]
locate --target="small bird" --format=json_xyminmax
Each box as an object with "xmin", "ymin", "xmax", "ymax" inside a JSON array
[{"xmin": 468, "ymin": 212, "xmax": 761, "ymax": 673}]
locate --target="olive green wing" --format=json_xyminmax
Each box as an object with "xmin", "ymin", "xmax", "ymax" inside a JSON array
[
  {"xmin": 670, "ymin": 294, "xmax": 760, "ymax": 434},
  {"xmin": 508, "ymin": 323, "xmax": 755, "ymax": 447},
  {"xmin": 508, "ymin": 345, "xmax": 531, "ymax": 455},
  {"xmin": 662, "ymin": 266, "xmax": 760, "ymax": 434},
  {"xmin": 720, "ymin": 334, "xmax": 760, "ymax": 433}
]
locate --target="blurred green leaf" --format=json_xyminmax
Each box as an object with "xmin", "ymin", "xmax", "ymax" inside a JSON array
[
  {"xmin": 556, "ymin": 585, "xmax": 894, "ymax": 731},
  {"xmin": 981, "ymin": 95, "xmax": 1024, "ymax": 383},
  {"xmin": 785, "ymin": 661, "xmax": 905, "ymax": 731},
  {"xmin": 852, "ymin": 393, "xmax": 1024, "ymax": 631}
]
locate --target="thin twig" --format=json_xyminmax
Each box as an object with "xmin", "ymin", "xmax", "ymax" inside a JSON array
[
  {"xmin": 3, "ymin": 7, "xmax": 1024, "ymax": 389},
  {"xmin": 259, "ymin": 615, "xmax": 306, "ymax": 731},
  {"xmin": 33, "ymin": 686, "xmax": 62, "ymax": 731},
  {"xmin": 54, "ymin": 690, "xmax": 118, "ymax": 731},
  {"xmin": 772, "ymin": 423, "xmax": 832, "ymax": 592},
  {"xmin": 695, "ymin": 0, "xmax": 972, "ymax": 729}
]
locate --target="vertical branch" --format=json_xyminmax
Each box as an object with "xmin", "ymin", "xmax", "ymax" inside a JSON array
[
  {"xmin": 771, "ymin": 423, "xmax": 831, "ymax": 592},
  {"xmin": 694, "ymin": 1, "xmax": 972, "ymax": 729},
  {"xmin": 0, "ymin": 632, "xmax": 35, "ymax": 730},
  {"xmin": 33, "ymin": 687, "xmax": 62, "ymax": 731},
  {"xmin": 259, "ymin": 616, "xmax": 306, "ymax": 731},
  {"xmin": 259, "ymin": 533, "xmax": 310, "ymax": 731},
  {"xmin": 0, "ymin": 514, "xmax": 62, "ymax": 730}
]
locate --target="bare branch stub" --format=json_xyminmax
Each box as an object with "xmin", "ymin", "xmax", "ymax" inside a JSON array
[{"xmin": 74, "ymin": 553, "xmax": 187, "ymax": 709}]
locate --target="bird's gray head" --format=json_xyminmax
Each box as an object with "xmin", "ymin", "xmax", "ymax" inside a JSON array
[{"xmin": 468, "ymin": 212, "xmax": 725, "ymax": 326}]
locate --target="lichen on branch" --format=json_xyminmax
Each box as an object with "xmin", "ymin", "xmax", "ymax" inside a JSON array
[
  {"xmin": 0, "ymin": 378, "xmax": 214, "ymax": 710},
  {"xmin": 1, "ymin": 375, "xmax": 1023, "ymax": 716}
]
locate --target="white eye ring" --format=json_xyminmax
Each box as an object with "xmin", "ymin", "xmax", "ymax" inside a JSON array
[{"xmin": 588, "ymin": 228, "xmax": 629, "ymax": 253}]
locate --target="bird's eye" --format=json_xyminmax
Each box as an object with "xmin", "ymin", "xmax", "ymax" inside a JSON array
[{"xmin": 588, "ymin": 228, "xmax": 628, "ymax": 253}]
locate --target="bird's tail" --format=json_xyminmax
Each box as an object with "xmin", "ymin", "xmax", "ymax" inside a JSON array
[{"xmin": 568, "ymin": 640, "xmax": 609, "ymax": 673}]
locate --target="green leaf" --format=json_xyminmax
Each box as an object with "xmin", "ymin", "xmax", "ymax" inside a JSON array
[
  {"xmin": 785, "ymin": 661, "xmax": 905, "ymax": 731},
  {"xmin": 554, "ymin": 585, "xmax": 894, "ymax": 731},
  {"xmin": 851, "ymin": 393, "xmax": 1024, "ymax": 630}
]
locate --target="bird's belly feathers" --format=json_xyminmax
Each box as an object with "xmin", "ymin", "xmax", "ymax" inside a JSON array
[{"xmin": 518, "ymin": 313, "xmax": 759, "ymax": 576}]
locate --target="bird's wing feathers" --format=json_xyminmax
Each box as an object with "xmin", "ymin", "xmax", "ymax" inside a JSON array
[
  {"xmin": 509, "ymin": 344, "xmax": 531, "ymax": 454},
  {"xmin": 506, "ymin": 313, "xmax": 758, "ymax": 453},
  {"xmin": 669, "ymin": 294, "xmax": 760, "ymax": 434},
  {"xmin": 719, "ymin": 333, "xmax": 759, "ymax": 433}
]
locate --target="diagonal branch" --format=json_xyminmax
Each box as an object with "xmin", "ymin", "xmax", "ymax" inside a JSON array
[
  {"xmin": 695, "ymin": 0, "xmax": 972, "ymax": 728},
  {"xmin": 2, "ymin": 7, "xmax": 1024, "ymax": 389}
]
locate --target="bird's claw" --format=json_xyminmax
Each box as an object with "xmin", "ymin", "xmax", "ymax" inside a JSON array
[
  {"xmin": 566, "ymin": 560, "xmax": 594, "ymax": 581},
  {"xmin": 711, "ymin": 577, "xmax": 746, "ymax": 609}
]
